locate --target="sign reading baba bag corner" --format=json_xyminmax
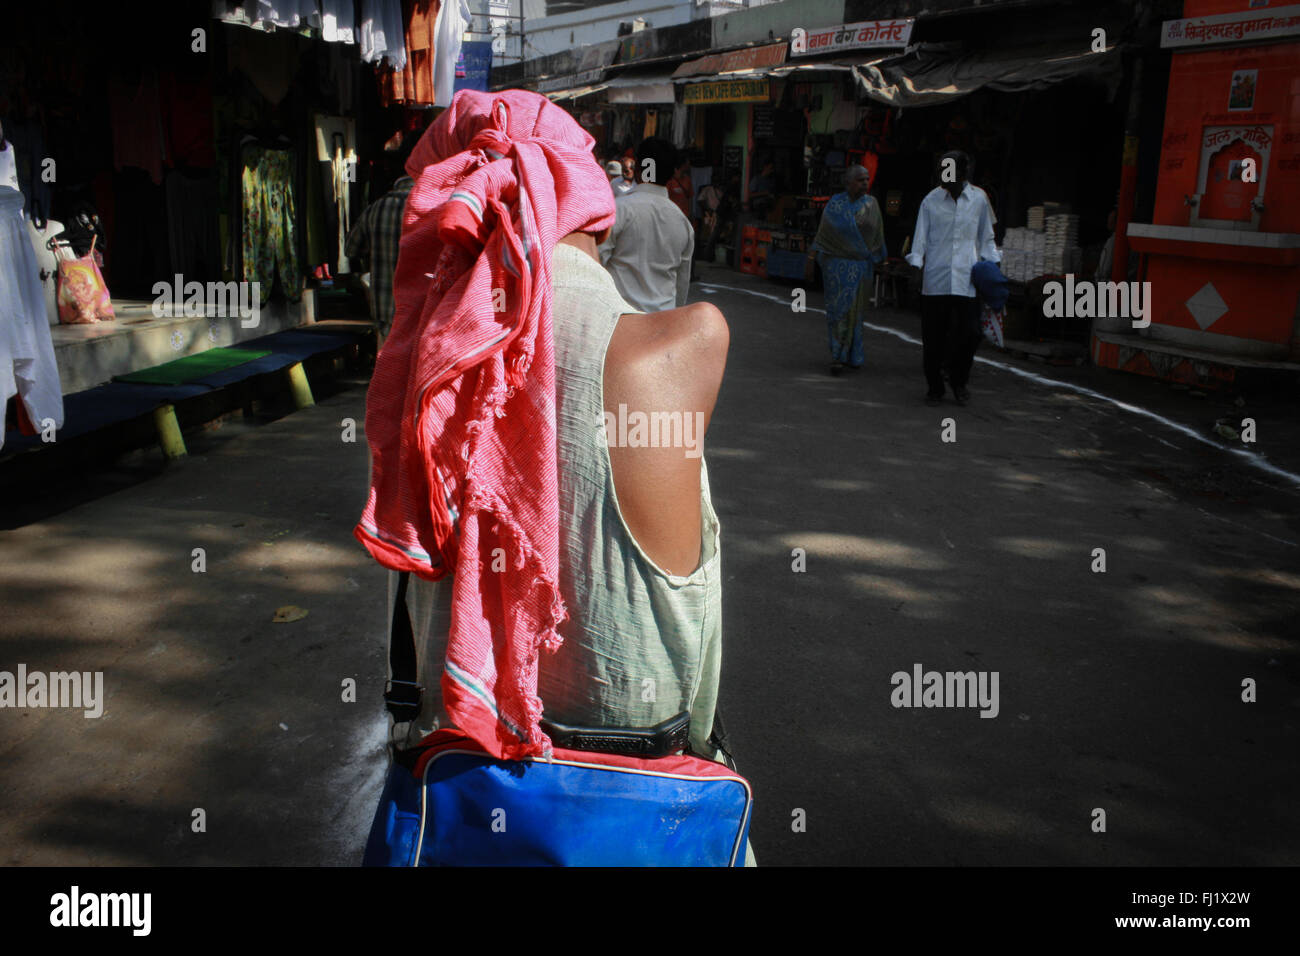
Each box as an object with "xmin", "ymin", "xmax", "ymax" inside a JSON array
[
  {"xmin": 790, "ymin": 19, "xmax": 914, "ymax": 57},
  {"xmin": 682, "ymin": 78, "xmax": 770, "ymax": 105}
]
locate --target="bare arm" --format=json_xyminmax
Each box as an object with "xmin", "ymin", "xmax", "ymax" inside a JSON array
[
  {"xmin": 603, "ymin": 301, "xmax": 729, "ymax": 576},
  {"xmin": 675, "ymin": 225, "xmax": 694, "ymax": 309}
]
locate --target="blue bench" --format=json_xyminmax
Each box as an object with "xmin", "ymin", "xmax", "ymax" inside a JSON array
[{"xmin": 2, "ymin": 324, "xmax": 372, "ymax": 461}]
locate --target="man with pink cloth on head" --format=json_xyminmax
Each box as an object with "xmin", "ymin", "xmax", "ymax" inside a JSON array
[{"xmin": 355, "ymin": 89, "xmax": 749, "ymax": 863}]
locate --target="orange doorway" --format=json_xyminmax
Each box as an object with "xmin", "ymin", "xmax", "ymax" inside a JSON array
[{"xmin": 1201, "ymin": 136, "xmax": 1260, "ymax": 222}]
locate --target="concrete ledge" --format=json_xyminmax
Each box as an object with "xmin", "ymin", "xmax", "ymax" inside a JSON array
[
  {"xmin": 1128, "ymin": 223, "xmax": 1300, "ymax": 248},
  {"xmin": 51, "ymin": 297, "xmax": 304, "ymax": 394},
  {"xmin": 1094, "ymin": 329, "xmax": 1300, "ymax": 371}
]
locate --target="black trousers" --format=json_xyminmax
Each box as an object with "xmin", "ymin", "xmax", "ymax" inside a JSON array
[{"xmin": 921, "ymin": 294, "xmax": 982, "ymax": 395}]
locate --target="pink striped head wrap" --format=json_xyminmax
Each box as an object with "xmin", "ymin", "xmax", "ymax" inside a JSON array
[{"xmin": 355, "ymin": 89, "xmax": 616, "ymax": 759}]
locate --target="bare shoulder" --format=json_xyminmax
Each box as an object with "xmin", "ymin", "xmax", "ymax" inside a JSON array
[{"xmin": 605, "ymin": 301, "xmax": 729, "ymax": 415}]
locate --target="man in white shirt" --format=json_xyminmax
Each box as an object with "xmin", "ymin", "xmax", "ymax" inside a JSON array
[
  {"xmin": 599, "ymin": 138, "xmax": 694, "ymax": 313},
  {"xmin": 905, "ymin": 151, "xmax": 1000, "ymax": 406},
  {"xmin": 607, "ymin": 159, "xmax": 635, "ymax": 197}
]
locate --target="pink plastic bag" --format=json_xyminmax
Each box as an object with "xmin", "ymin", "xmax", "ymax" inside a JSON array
[
  {"xmin": 980, "ymin": 301, "xmax": 1005, "ymax": 349},
  {"xmin": 56, "ymin": 234, "xmax": 115, "ymax": 324}
]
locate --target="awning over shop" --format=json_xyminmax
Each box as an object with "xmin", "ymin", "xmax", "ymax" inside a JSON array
[
  {"xmin": 768, "ymin": 62, "xmax": 865, "ymax": 80},
  {"xmin": 605, "ymin": 69, "xmax": 678, "ymax": 104},
  {"xmin": 535, "ymin": 40, "xmax": 622, "ymax": 98},
  {"xmin": 538, "ymin": 67, "xmax": 607, "ymax": 94},
  {"xmin": 672, "ymin": 42, "xmax": 787, "ymax": 79},
  {"xmin": 852, "ymin": 41, "xmax": 1123, "ymax": 107},
  {"xmin": 544, "ymin": 83, "xmax": 609, "ymax": 102}
]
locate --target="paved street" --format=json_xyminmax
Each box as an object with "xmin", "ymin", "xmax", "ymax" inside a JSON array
[{"xmin": 2, "ymin": 261, "xmax": 1298, "ymax": 865}]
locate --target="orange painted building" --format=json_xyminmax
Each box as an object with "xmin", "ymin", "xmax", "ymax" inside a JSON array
[{"xmin": 1094, "ymin": 0, "xmax": 1300, "ymax": 383}]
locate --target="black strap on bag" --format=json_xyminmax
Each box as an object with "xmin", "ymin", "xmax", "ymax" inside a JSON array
[
  {"xmin": 707, "ymin": 706, "xmax": 737, "ymax": 771},
  {"xmin": 384, "ymin": 571, "xmax": 422, "ymax": 724}
]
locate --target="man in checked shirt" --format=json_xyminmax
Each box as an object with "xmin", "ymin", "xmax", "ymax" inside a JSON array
[{"xmin": 347, "ymin": 138, "xmax": 416, "ymax": 343}]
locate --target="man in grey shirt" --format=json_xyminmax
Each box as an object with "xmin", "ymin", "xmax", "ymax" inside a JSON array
[{"xmin": 599, "ymin": 138, "xmax": 694, "ymax": 313}]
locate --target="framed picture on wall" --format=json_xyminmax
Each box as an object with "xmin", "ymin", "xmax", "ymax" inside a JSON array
[{"xmin": 1228, "ymin": 70, "xmax": 1257, "ymax": 111}]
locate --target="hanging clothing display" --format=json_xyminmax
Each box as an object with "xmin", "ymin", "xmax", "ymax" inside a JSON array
[
  {"xmin": 268, "ymin": 0, "xmax": 319, "ymax": 29},
  {"xmin": 360, "ymin": 0, "xmax": 407, "ymax": 71},
  {"xmin": 0, "ymin": 118, "xmax": 51, "ymax": 226},
  {"xmin": 212, "ymin": 2, "xmax": 274, "ymax": 33},
  {"xmin": 432, "ymin": 0, "xmax": 470, "ymax": 108},
  {"xmin": 671, "ymin": 104, "xmax": 689, "ymax": 148},
  {"xmin": 380, "ymin": 0, "xmax": 439, "ymax": 106},
  {"xmin": 109, "ymin": 169, "xmax": 170, "ymax": 297},
  {"xmin": 160, "ymin": 70, "xmax": 217, "ymax": 170},
  {"xmin": 167, "ymin": 170, "xmax": 221, "ymax": 283},
  {"xmin": 313, "ymin": 114, "xmax": 357, "ymax": 274},
  {"xmin": 313, "ymin": 0, "xmax": 357, "ymax": 43},
  {"xmin": 1, "ymin": 153, "xmax": 63, "ymax": 449},
  {"xmin": 612, "ymin": 111, "xmax": 635, "ymax": 146},
  {"xmin": 226, "ymin": 29, "xmax": 301, "ymax": 106},
  {"xmin": 215, "ymin": 0, "xmax": 318, "ymax": 30},
  {"xmin": 321, "ymin": 43, "xmax": 358, "ymax": 114},
  {"xmin": 241, "ymin": 144, "xmax": 300, "ymax": 302},
  {"xmin": 108, "ymin": 69, "xmax": 166, "ymax": 185},
  {"xmin": 0, "ymin": 140, "xmax": 17, "ymax": 192}
]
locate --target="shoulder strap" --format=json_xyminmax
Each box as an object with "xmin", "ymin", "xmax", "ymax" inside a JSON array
[{"xmin": 384, "ymin": 571, "xmax": 423, "ymax": 723}]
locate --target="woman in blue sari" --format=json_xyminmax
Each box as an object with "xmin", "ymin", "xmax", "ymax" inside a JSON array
[{"xmin": 805, "ymin": 166, "xmax": 886, "ymax": 374}]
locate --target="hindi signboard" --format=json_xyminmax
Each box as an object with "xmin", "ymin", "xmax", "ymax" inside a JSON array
[
  {"xmin": 790, "ymin": 19, "xmax": 914, "ymax": 57},
  {"xmin": 682, "ymin": 78, "xmax": 770, "ymax": 105},
  {"xmin": 454, "ymin": 41, "xmax": 493, "ymax": 94},
  {"xmin": 1160, "ymin": 4, "xmax": 1300, "ymax": 48}
]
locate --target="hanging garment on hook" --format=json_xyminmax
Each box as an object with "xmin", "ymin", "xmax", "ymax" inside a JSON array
[{"xmin": 1, "ymin": 185, "xmax": 64, "ymax": 449}]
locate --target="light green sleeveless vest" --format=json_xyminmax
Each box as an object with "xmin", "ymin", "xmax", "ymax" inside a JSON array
[{"xmin": 390, "ymin": 242, "xmax": 725, "ymax": 757}]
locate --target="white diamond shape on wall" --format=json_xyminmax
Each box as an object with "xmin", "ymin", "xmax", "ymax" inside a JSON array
[{"xmin": 1185, "ymin": 282, "xmax": 1228, "ymax": 330}]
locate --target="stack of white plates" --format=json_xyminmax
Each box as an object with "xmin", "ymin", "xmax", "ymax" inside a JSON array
[
  {"xmin": 1044, "ymin": 213, "xmax": 1080, "ymax": 274},
  {"xmin": 1045, "ymin": 213, "xmax": 1080, "ymax": 246}
]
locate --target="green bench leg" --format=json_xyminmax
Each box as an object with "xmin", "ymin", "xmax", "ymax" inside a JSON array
[
  {"xmin": 286, "ymin": 361, "xmax": 315, "ymax": 409},
  {"xmin": 153, "ymin": 403, "xmax": 187, "ymax": 459}
]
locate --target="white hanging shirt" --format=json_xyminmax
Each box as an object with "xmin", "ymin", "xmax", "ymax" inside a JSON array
[
  {"xmin": 0, "ymin": 143, "xmax": 18, "ymax": 192},
  {"xmin": 1, "ymin": 187, "xmax": 64, "ymax": 448},
  {"xmin": 359, "ymin": 0, "xmax": 407, "ymax": 71},
  {"xmin": 433, "ymin": 0, "xmax": 472, "ymax": 108}
]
